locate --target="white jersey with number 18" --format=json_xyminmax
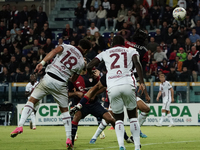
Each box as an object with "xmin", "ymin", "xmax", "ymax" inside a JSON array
[
  {"xmin": 96, "ymin": 46, "xmax": 138, "ymax": 90},
  {"xmin": 45, "ymin": 44, "xmax": 85, "ymax": 82}
]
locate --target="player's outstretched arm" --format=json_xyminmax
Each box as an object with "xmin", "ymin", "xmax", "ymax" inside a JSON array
[
  {"xmin": 170, "ymin": 88, "xmax": 175, "ymax": 103},
  {"xmin": 156, "ymin": 91, "xmax": 162, "ymax": 101},
  {"xmin": 34, "ymin": 46, "xmax": 64, "ymax": 73}
]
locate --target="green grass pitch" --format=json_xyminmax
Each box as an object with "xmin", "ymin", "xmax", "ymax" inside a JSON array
[{"xmin": 0, "ymin": 126, "xmax": 200, "ymax": 150}]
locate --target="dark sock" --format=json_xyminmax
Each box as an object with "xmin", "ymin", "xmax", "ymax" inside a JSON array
[
  {"xmin": 79, "ymin": 96, "xmax": 89, "ymax": 106},
  {"xmin": 124, "ymin": 130, "xmax": 129, "ymax": 140},
  {"xmin": 97, "ymin": 117, "xmax": 102, "ymax": 126},
  {"xmin": 72, "ymin": 121, "xmax": 78, "ymax": 145}
]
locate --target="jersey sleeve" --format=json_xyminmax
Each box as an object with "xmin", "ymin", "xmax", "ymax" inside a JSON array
[
  {"xmin": 159, "ymin": 84, "xmax": 162, "ymax": 92},
  {"xmin": 95, "ymin": 51, "xmax": 104, "ymax": 62},
  {"xmin": 25, "ymin": 84, "xmax": 29, "ymax": 92},
  {"xmin": 167, "ymin": 81, "xmax": 172, "ymax": 89}
]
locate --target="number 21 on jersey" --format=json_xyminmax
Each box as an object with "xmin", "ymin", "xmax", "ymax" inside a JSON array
[{"xmin": 110, "ymin": 52, "xmax": 127, "ymax": 69}]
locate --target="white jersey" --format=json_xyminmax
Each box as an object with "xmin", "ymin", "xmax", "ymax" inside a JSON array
[
  {"xmin": 46, "ymin": 44, "xmax": 85, "ymax": 82},
  {"xmin": 159, "ymin": 81, "xmax": 172, "ymax": 102},
  {"xmin": 26, "ymin": 81, "xmax": 39, "ymax": 100},
  {"xmin": 96, "ymin": 46, "xmax": 138, "ymax": 90}
]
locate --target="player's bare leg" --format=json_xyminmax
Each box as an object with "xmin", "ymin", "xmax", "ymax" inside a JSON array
[
  {"xmin": 127, "ymin": 108, "xmax": 141, "ymax": 150},
  {"xmin": 156, "ymin": 109, "xmax": 166, "ymax": 126},
  {"xmin": 59, "ymin": 106, "xmax": 73, "ymax": 149},
  {"xmin": 137, "ymin": 99, "xmax": 150, "ymax": 138},
  {"xmin": 11, "ymin": 97, "xmax": 39, "ymax": 138}
]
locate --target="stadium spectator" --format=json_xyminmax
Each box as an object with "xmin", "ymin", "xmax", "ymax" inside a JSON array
[
  {"xmin": 26, "ymin": 52, "xmax": 33, "ymax": 64},
  {"xmin": 31, "ymin": 40, "xmax": 41, "ymax": 57},
  {"xmin": 146, "ymin": 37, "xmax": 159, "ymax": 53},
  {"xmin": 160, "ymin": 21, "xmax": 168, "ymax": 38},
  {"xmin": 190, "ymin": 46, "xmax": 200, "ymax": 62},
  {"xmin": 160, "ymin": 59, "xmax": 170, "ymax": 74},
  {"xmin": 160, "ymin": 41, "xmax": 168, "ymax": 54},
  {"xmin": 105, "ymin": 4, "xmax": 118, "ymax": 31},
  {"xmin": 14, "ymin": 68, "xmax": 24, "ymax": 82},
  {"xmin": 102, "ymin": 0, "xmax": 110, "ymax": 10},
  {"xmin": 9, "ymin": 41, "xmax": 19, "ymax": 55},
  {"xmin": 162, "ymin": 5, "xmax": 173, "ymax": 25},
  {"xmin": 20, "ymin": 5, "xmax": 29, "ymax": 26},
  {"xmin": 33, "ymin": 22, "xmax": 40, "ymax": 37},
  {"xmin": 184, "ymin": 38, "xmax": 193, "ymax": 53},
  {"xmin": 38, "ymin": 31, "xmax": 47, "ymax": 47},
  {"xmin": 195, "ymin": 4, "xmax": 200, "ymax": 23},
  {"xmin": 149, "ymin": 5, "xmax": 161, "ymax": 30},
  {"xmin": 179, "ymin": 67, "xmax": 191, "ymax": 82},
  {"xmin": 70, "ymin": 31, "xmax": 81, "ymax": 46},
  {"xmin": 134, "ymin": 0, "xmax": 143, "ymax": 7},
  {"xmin": 30, "ymin": 57, "xmax": 37, "ymax": 72},
  {"xmin": 117, "ymin": 4, "xmax": 128, "ymax": 30},
  {"xmin": 86, "ymin": 40, "xmax": 98, "ymax": 60},
  {"xmin": 56, "ymin": 38, "xmax": 64, "ymax": 47},
  {"xmin": 0, "ymin": 38, "xmax": 8, "ymax": 53},
  {"xmin": 169, "ymin": 38, "xmax": 180, "ymax": 54},
  {"xmin": 84, "ymin": 29, "xmax": 95, "ymax": 41},
  {"xmin": 8, "ymin": 56, "xmax": 18, "ymax": 77},
  {"xmin": 107, "ymin": 32, "xmax": 114, "ymax": 48},
  {"xmin": 0, "ymin": 5, "xmax": 10, "ymax": 26},
  {"xmin": 94, "ymin": 31, "xmax": 106, "ymax": 51},
  {"xmin": 1, "ymin": 48, "xmax": 11, "ymax": 65},
  {"xmin": 124, "ymin": 10, "xmax": 136, "ymax": 31},
  {"xmin": 24, "ymin": 66, "xmax": 30, "ymax": 82},
  {"xmin": 149, "ymin": 59, "xmax": 158, "ymax": 76},
  {"xmin": 21, "ymin": 21, "xmax": 30, "ymax": 35},
  {"xmin": 62, "ymin": 24, "xmax": 73, "ymax": 40},
  {"xmin": 177, "ymin": 0, "xmax": 186, "ymax": 9},
  {"xmin": 15, "ymin": 30, "xmax": 24, "ymax": 47},
  {"xmin": 37, "ymin": 6, "xmax": 47, "ymax": 28},
  {"xmin": 18, "ymin": 56, "xmax": 28, "ymax": 73},
  {"xmin": 177, "ymin": 47, "xmax": 187, "ymax": 62},
  {"xmin": 23, "ymin": 28, "xmax": 35, "ymax": 50},
  {"xmin": 166, "ymin": 66, "xmax": 178, "ymax": 81},
  {"xmin": 183, "ymin": 54, "xmax": 198, "ymax": 81},
  {"xmin": 169, "ymin": 49, "xmax": 177, "ymax": 65},
  {"xmin": 43, "ymin": 38, "xmax": 55, "ymax": 53},
  {"xmin": 80, "ymin": 0, "xmax": 92, "ymax": 10},
  {"xmin": 29, "ymin": 4, "xmax": 38, "ymax": 24},
  {"xmin": 14, "ymin": 47, "xmax": 22, "ymax": 63},
  {"xmin": 143, "ymin": 0, "xmax": 154, "ymax": 10},
  {"xmin": 131, "ymin": 4, "xmax": 140, "ymax": 20},
  {"xmin": 88, "ymin": 22, "xmax": 99, "ymax": 35},
  {"xmin": 0, "ymin": 59, "xmax": 3, "ymax": 74},
  {"xmin": 154, "ymin": 45, "xmax": 167, "ymax": 65},
  {"xmin": 10, "ymin": 23, "xmax": 20, "ymax": 38},
  {"xmin": 90, "ymin": 0, "xmax": 101, "ymax": 11},
  {"xmin": 117, "ymin": 29, "xmax": 130, "ymax": 41},
  {"xmin": 85, "ymin": 6, "xmax": 96, "ymax": 28},
  {"xmin": 154, "ymin": 29, "xmax": 162, "ymax": 44},
  {"xmin": 77, "ymin": 24, "xmax": 86, "ymax": 38},
  {"xmin": 174, "ymin": 26, "xmax": 188, "ymax": 47},
  {"xmin": 37, "ymin": 48, "xmax": 46, "ymax": 63},
  {"xmin": 41, "ymin": 23, "xmax": 52, "ymax": 40},
  {"xmin": 164, "ymin": 27, "xmax": 174, "ymax": 45},
  {"xmin": 0, "ymin": 67, "xmax": 10, "ymax": 83},
  {"xmin": 4, "ymin": 30, "xmax": 13, "ymax": 45},
  {"xmin": 70, "ymin": 40, "xmax": 75, "ymax": 46},
  {"xmin": 0, "ymin": 22, "xmax": 7, "ymax": 39},
  {"xmin": 74, "ymin": 3, "xmax": 85, "ymax": 28},
  {"xmin": 195, "ymin": 20, "xmax": 200, "ymax": 35},
  {"xmin": 139, "ymin": 4, "xmax": 148, "ymax": 29},
  {"xmin": 96, "ymin": 5, "xmax": 107, "ymax": 30},
  {"xmin": 189, "ymin": 28, "xmax": 200, "ymax": 44},
  {"xmin": 166, "ymin": 0, "xmax": 178, "ymax": 8},
  {"xmin": 184, "ymin": 14, "xmax": 195, "ymax": 32},
  {"xmin": 10, "ymin": 6, "xmax": 20, "ymax": 26},
  {"xmin": 196, "ymin": 40, "xmax": 200, "ymax": 50}
]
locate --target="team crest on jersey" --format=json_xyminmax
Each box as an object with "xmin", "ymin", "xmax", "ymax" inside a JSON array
[
  {"xmin": 116, "ymin": 70, "xmax": 122, "ymax": 74},
  {"xmin": 89, "ymin": 78, "xmax": 93, "ymax": 82}
]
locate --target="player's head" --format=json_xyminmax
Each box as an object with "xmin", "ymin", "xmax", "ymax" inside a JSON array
[
  {"xmin": 30, "ymin": 74, "xmax": 36, "ymax": 82},
  {"xmin": 132, "ymin": 29, "xmax": 148, "ymax": 45},
  {"xmin": 78, "ymin": 39, "xmax": 92, "ymax": 55},
  {"xmin": 112, "ymin": 35, "xmax": 124, "ymax": 47},
  {"xmin": 159, "ymin": 74, "xmax": 165, "ymax": 82}
]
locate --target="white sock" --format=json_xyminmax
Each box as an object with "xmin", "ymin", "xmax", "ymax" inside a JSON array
[
  {"xmin": 18, "ymin": 101, "xmax": 34, "ymax": 127},
  {"xmin": 167, "ymin": 113, "xmax": 174, "ymax": 124},
  {"xmin": 138, "ymin": 112, "xmax": 148, "ymax": 126},
  {"xmin": 159, "ymin": 112, "xmax": 165, "ymax": 124},
  {"xmin": 115, "ymin": 120, "xmax": 125, "ymax": 148},
  {"xmin": 30, "ymin": 112, "xmax": 36, "ymax": 126},
  {"xmin": 62, "ymin": 112, "xmax": 71, "ymax": 140},
  {"xmin": 130, "ymin": 118, "xmax": 140, "ymax": 150},
  {"xmin": 92, "ymin": 119, "xmax": 107, "ymax": 139}
]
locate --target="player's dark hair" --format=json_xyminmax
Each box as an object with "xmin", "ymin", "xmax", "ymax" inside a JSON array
[
  {"xmin": 132, "ymin": 29, "xmax": 148, "ymax": 45},
  {"xmin": 79, "ymin": 39, "xmax": 92, "ymax": 51},
  {"xmin": 112, "ymin": 36, "xmax": 125, "ymax": 47}
]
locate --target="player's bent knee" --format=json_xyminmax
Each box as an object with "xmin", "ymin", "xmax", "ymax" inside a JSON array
[
  {"xmin": 59, "ymin": 106, "xmax": 69, "ymax": 113},
  {"xmin": 127, "ymin": 108, "xmax": 137, "ymax": 119},
  {"xmin": 114, "ymin": 113, "xmax": 124, "ymax": 121},
  {"xmin": 28, "ymin": 96, "xmax": 39, "ymax": 104}
]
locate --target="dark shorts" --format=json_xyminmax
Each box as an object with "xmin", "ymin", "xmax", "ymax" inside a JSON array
[
  {"xmin": 100, "ymin": 74, "xmax": 107, "ymax": 87},
  {"xmin": 80, "ymin": 101, "xmax": 108, "ymax": 119},
  {"xmin": 103, "ymin": 100, "xmax": 110, "ymax": 109}
]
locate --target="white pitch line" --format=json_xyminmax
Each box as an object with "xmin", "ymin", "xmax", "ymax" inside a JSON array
[{"xmin": 83, "ymin": 140, "xmax": 200, "ymax": 150}]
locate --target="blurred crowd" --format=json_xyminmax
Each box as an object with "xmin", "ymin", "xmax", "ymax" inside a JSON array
[{"xmin": 0, "ymin": 0, "xmax": 200, "ymax": 83}]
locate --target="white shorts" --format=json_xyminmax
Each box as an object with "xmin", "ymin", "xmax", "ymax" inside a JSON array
[
  {"xmin": 162, "ymin": 101, "xmax": 171, "ymax": 111},
  {"xmin": 107, "ymin": 84, "xmax": 137, "ymax": 114},
  {"xmin": 136, "ymin": 97, "xmax": 142, "ymax": 102},
  {"xmin": 31, "ymin": 74, "xmax": 68, "ymax": 108}
]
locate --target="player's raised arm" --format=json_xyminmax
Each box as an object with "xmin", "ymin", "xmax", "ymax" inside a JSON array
[
  {"xmin": 87, "ymin": 58, "xmax": 101, "ymax": 75},
  {"xmin": 34, "ymin": 46, "xmax": 64, "ymax": 73}
]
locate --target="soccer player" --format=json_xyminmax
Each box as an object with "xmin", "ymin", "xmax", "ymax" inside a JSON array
[
  {"xmin": 85, "ymin": 36, "xmax": 145, "ymax": 150},
  {"xmin": 156, "ymin": 74, "xmax": 175, "ymax": 127},
  {"xmin": 10, "ymin": 39, "xmax": 91, "ymax": 150},
  {"xmin": 25, "ymin": 74, "xmax": 40, "ymax": 130}
]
